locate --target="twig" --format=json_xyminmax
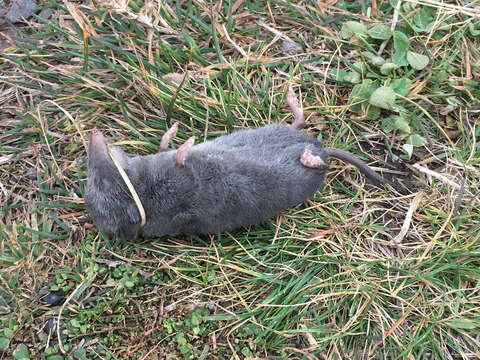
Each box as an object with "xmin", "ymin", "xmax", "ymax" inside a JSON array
[
  {"xmin": 260, "ymin": 22, "xmax": 296, "ymax": 43},
  {"xmin": 378, "ymin": 0, "xmax": 401, "ymax": 55},
  {"xmin": 107, "ymin": 144, "xmax": 146, "ymax": 228},
  {"xmin": 58, "ymin": 280, "xmax": 86, "ymax": 354},
  {"xmin": 411, "ymin": 163, "xmax": 460, "ymax": 189},
  {"xmin": 221, "ymin": 24, "xmax": 247, "ymax": 56},
  {"xmin": 393, "ymin": 191, "xmax": 424, "ymax": 244},
  {"xmin": 404, "ymin": 0, "xmax": 480, "ymax": 17}
]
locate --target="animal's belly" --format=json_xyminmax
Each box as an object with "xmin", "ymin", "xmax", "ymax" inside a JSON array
[{"xmin": 187, "ymin": 167, "xmax": 325, "ymax": 234}]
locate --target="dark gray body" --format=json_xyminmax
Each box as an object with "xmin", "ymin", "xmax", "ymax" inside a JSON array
[{"xmin": 85, "ymin": 124, "xmax": 328, "ymax": 240}]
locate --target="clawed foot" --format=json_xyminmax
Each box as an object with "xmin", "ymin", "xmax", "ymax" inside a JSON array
[
  {"xmin": 285, "ymin": 85, "xmax": 306, "ymax": 130},
  {"xmin": 160, "ymin": 122, "xmax": 195, "ymax": 167},
  {"xmin": 159, "ymin": 122, "xmax": 179, "ymax": 151},
  {"xmin": 300, "ymin": 147, "xmax": 328, "ymax": 170},
  {"xmin": 175, "ymin": 136, "xmax": 195, "ymax": 167}
]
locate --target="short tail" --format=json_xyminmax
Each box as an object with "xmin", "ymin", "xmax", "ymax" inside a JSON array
[{"xmin": 324, "ymin": 148, "xmax": 389, "ymax": 187}]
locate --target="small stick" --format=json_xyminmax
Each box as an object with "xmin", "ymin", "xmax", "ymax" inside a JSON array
[
  {"xmin": 393, "ymin": 191, "xmax": 424, "ymax": 244},
  {"xmin": 221, "ymin": 24, "xmax": 247, "ymax": 56},
  {"xmin": 411, "ymin": 163, "xmax": 460, "ymax": 189},
  {"xmin": 58, "ymin": 280, "xmax": 86, "ymax": 354},
  {"xmin": 107, "ymin": 143, "xmax": 146, "ymax": 228}
]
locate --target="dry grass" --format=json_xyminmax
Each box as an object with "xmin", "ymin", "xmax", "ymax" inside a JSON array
[{"xmin": 1, "ymin": 0, "xmax": 479, "ymax": 359}]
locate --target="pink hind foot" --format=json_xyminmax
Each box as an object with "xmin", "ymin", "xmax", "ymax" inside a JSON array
[
  {"xmin": 160, "ymin": 122, "xmax": 179, "ymax": 151},
  {"xmin": 175, "ymin": 136, "xmax": 195, "ymax": 167},
  {"xmin": 285, "ymin": 85, "xmax": 306, "ymax": 130},
  {"xmin": 301, "ymin": 148, "xmax": 328, "ymax": 170}
]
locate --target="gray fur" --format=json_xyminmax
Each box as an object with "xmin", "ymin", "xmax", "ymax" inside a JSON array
[{"xmin": 85, "ymin": 124, "xmax": 385, "ymax": 240}]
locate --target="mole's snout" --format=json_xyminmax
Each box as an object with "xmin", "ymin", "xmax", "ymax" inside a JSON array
[
  {"xmin": 89, "ymin": 129, "xmax": 107, "ymax": 150},
  {"xmin": 91, "ymin": 129, "xmax": 104, "ymax": 141}
]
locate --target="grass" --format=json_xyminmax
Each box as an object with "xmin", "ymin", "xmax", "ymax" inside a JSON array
[{"xmin": 1, "ymin": 0, "xmax": 480, "ymax": 358}]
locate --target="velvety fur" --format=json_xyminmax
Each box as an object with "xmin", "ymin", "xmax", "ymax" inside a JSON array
[{"xmin": 85, "ymin": 124, "xmax": 329, "ymax": 240}]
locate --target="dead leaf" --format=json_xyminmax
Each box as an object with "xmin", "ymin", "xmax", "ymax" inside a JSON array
[
  {"xmin": 281, "ymin": 39, "xmax": 303, "ymax": 54},
  {"xmin": 162, "ymin": 73, "xmax": 188, "ymax": 87},
  {"xmin": 232, "ymin": 0, "xmax": 244, "ymax": 13},
  {"xmin": 38, "ymin": 7, "xmax": 54, "ymax": 20}
]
